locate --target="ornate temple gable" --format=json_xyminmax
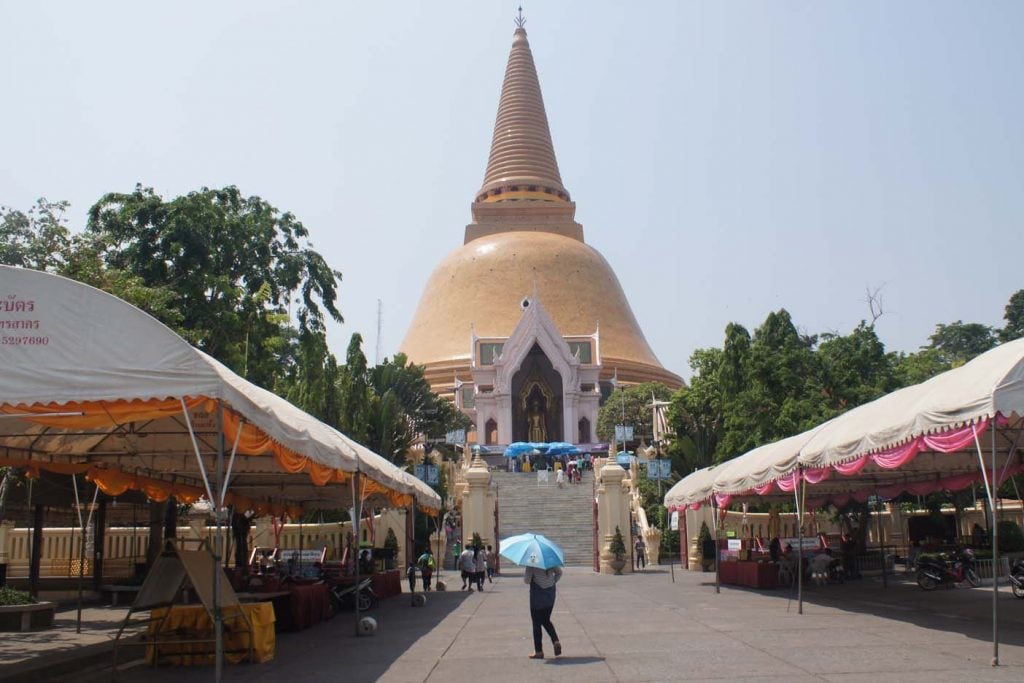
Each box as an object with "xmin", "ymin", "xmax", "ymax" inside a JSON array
[{"xmin": 493, "ymin": 296, "xmax": 581, "ymax": 395}]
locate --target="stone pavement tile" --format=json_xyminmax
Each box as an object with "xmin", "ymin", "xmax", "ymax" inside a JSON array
[
  {"xmin": 682, "ymin": 677, "xmax": 827, "ymax": 683},
  {"xmin": 428, "ymin": 654, "xmax": 617, "ymax": 683},
  {"xmin": 603, "ymin": 649, "xmax": 808, "ymax": 682},
  {"xmin": 729, "ymin": 625, "xmax": 894, "ymax": 649},
  {"xmin": 587, "ymin": 631, "xmax": 737, "ymax": 655},
  {"xmin": 823, "ymin": 666, "xmax": 1024, "ymax": 683},
  {"xmin": 768, "ymin": 644, "xmax": 982, "ymax": 675}
]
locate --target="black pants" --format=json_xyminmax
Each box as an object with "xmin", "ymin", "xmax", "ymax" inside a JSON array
[{"xmin": 530, "ymin": 606, "xmax": 558, "ymax": 653}]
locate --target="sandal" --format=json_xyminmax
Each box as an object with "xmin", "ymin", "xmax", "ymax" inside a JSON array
[
  {"xmin": 528, "ymin": 652, "xmax": 544, "ymax": 660},
  {"xmin": 553, "ymin": 641, "xmax": 562, "ymax": 656}
]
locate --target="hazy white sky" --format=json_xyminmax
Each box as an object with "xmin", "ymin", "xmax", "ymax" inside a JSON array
[{"xmin": 3, "ymin": 1, "xmax": 1022, "ymax": 378}]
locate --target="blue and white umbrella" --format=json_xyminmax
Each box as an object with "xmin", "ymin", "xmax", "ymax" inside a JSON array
[
  {"xmin": 545, "ymin": 442, "xmax": 580, "ymax": 456},
  {"xmin": 503, "ymin": 442, "xmax": 547, "ymax": 457},
  {"xmin": 499, "ymin": 532, "xmax": 565, "ymax": 570}
]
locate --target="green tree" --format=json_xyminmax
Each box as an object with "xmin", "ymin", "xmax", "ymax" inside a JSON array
[
  {"xmin": 85, "ymin": 184, "xmax": 342, "ymax": 387},
  {"xmin": 715, "ymin": 310, "xmax": 828, "ymax": 462},
  {"xmin": 668, "ymin": 348, "xmax": 723, "ymax": 470},
  {"xmin": 1000, "ymin": 289, "xmax": 1024, "ymax": 343},
  {"xmin": 337, "ymin": 334, "xmax": 373, "ymax": 445},
  {"xmin": 0, "ymin": 199, "xmax": 72, "ymax": 271},
  {"xmin": 817, "ymin": 322, "xmax": 897, "ymax": 410},
  {"xmin": 925, "ymin": 320, "xmax": 997, "ymax": 366},
  {"xmin": 597, "ymin": 382, "xmax": 673, "ymax": 448}
]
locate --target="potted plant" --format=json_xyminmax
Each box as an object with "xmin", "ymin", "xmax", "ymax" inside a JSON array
[
  {"xmin": 698, "ymin": 521, "xmax": 716, "ymax": 572},
  {"xmin": 471, "ymin": 531, "xmax": 483, "ymax": 549},
  {"xmin": 609, "ymin": 526, "xmax": 627, "ymax": 575}
]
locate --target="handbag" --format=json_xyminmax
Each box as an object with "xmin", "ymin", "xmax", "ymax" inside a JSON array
[{"xmin": 529, "ymin": 576, "xmax": 557, "ymax": 610}]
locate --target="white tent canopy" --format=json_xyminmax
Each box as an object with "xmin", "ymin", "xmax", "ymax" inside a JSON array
[
  {"xmin": 800, "ymin": 338, "xmax": 1024, "ymax": 469},
  {"xmin": 665, "ymin": 339, "xmax": 1024, "ymax": 511},
  {"xmin": 664, "ymin": 466, "xmax": 719, "ymax": 509},
  {"xmin": 0, "ymin": 265, "xmax": 440, "ymax": 513}
]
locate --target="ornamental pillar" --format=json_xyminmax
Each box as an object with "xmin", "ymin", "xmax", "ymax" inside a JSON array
[
  {"xmin": 462, "ymin": 455, "xmax": 494, "ymax": 548},
  {"xmin": 596, "ymin": 462, "xmax": 632, "ymax": 574}
]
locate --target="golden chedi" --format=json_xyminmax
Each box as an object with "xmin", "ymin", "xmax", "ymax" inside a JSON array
[{"xmin": 401, "ymin": 22, "xmax": 681, "ymax": 446}]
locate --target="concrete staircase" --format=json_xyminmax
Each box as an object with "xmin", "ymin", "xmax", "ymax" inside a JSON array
[{"xmin": 492, "ymin": 469, "xmax": 595, "ymax": 567}]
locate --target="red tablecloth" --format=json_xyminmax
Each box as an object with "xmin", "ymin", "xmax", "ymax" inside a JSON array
[
  {"xmin": 275, "ymin": 583, "xmax": 330, "ymax": 631},
  {"xmin": 719, "ymin": 561, "xmax": 778, "ymax": 589},
  {"xmin": 372, "ymin": 570, "xmax": 402, "ymax": 599}
]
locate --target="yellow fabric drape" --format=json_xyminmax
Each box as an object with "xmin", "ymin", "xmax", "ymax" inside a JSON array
[{"xmin": 147, "ymin": 603, "xmax": 275, "ymax": 665}]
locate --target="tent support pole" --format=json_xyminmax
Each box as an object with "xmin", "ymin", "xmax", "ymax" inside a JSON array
[
  {"xmin": 72, "ymin": 474, "xmax": 84, "ymax": 634},
  {"xmin": 973, "ymin": 423, "xmax": 999, "ymax": 667},
  {"xmin": 713, "ymin": 504, "xmax": 720, "ymax": 595},
  {"xmin": 794, "ymin": 468, "xmax": 804, "ymax": 615},
  {"xmin": 353, "ymin": 470, "xmax": 363, "ymax": 634},
  {"xmin": 214, "ymin": 400, "xmax": 226, "ymax": 683},
  {"xmin": 991, "ymin": 420, "xmax": 999, "ymax": 667},
  {"xmin": 180, "ymin": 398, "xmax": 217, "ymax": 506},
  {"xmin": 219, "ymin": 425, "xmax": 243, "ymax": 505},
  {"xmin": 875, "ymin": 492, "xmax": 887, "ymax": 589}
]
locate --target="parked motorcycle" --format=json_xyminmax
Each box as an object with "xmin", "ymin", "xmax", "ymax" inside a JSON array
[
  {"xmin": 1009, "ymin": 558, "xmax": 1024, "ymax": 599},
  {"xmin": 329, "ymin": 577, "xmax": 378, "ymax": 612},
  {"xmin": 916, "ymin": 548, "xmax": 980, "ymax": 590}
]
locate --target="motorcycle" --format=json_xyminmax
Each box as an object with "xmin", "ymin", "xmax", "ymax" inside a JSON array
[
  {"xmin": 1009, "ymin": 558, "xmax": 1024, "ymax": 599},
  {"xmin": 916, "ymin": 547, "xmax": 980, "ymax": 590},
  {"xmin": 329, "ymin": 577, "xmax": 378, "ymax": 612}
]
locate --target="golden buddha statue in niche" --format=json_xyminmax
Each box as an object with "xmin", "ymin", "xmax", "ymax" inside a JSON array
[{"xmin": 527, "ymin": 398, "xmax": 547, "ymax": 442}]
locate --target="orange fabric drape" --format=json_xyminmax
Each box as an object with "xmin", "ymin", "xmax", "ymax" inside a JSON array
[
  {"xmin": 1, "ymin": 397, "xmax": 209, "ymax": 429},
  {"xmin": 3, "ymin": 397, "xmax": 423, "ymax": 513}
]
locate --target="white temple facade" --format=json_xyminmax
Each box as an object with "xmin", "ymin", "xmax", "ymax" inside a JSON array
[{"xmin": 460, "ymin": 295, "xmax": 602, "ymax": 446}]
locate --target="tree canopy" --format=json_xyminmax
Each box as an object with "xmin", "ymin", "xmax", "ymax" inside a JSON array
[{"xmin": 667, "ymin": 289, "xmax": 1023, "ymax": 469}]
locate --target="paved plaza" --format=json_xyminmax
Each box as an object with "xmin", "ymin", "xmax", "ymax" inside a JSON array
[{"xmin": 5, "ymin": 565, "xmax": 1024, "ymax": 682}]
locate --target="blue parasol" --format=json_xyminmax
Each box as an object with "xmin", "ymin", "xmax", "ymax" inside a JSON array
[
  {"xmin": 545, "ymin": 442, "xmax": 580, "ymax": 456},
  {"xmin": 503, "ymin": 442, "xmax": 548, "ymax": 457},
  {"xmin": 499, "ymin": 532, "xmax": 565, "ymax": 570}
]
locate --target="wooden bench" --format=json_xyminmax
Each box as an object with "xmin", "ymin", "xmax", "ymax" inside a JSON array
[{"xmin": 100, "ymin": 585, "xmax": 141, "ymax": 607}]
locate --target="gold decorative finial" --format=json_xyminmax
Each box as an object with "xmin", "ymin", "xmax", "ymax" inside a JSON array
[{"xmin": 515, "ymin": 6, "xmax": 526, "ymax": 28}]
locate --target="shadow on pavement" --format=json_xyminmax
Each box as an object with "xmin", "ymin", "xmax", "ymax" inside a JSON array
[
  {"xmin": 545, "ymin": 656, "xmax": 606, "ymax": 665},
  {"xmin": 113, "ymin": 587, "xmax": 476, "ymax": 681},
  {"xmin": 718, "ymin": 573, "xmax": 1024, "ymax": 647}
]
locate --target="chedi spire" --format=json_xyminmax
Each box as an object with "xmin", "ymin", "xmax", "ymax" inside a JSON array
[{"xmin": 475, "ymin": 23, "xmax": 569, "ymax": 204}]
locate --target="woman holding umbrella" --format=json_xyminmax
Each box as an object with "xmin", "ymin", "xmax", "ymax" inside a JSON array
[
  {"xmin": 524, "ymin": 564, "xmax": 562, "ymax": 659},
  {"xmin": 500, "ymin": 532, "xmax": 565, "ymax": 659}
]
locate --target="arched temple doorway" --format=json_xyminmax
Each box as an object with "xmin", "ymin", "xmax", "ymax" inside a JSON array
[
  {"xmin": 578, "ymin": 417, "xmax": 591, "ymax": 444},
  {"xmin": 510, "ymin": 343, "xmax": 562, "ymax": 442}
]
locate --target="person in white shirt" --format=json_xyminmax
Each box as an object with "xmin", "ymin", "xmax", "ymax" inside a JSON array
[
  {"xmin": 524, "ymin": 566, "xmax": 562, "ymax": 659},
  {"xmin": 459, "ymin": 547, "xmax": 476, "ymax": 591}
]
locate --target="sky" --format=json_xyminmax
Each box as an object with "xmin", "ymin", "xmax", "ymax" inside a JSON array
[{"xmin": 3, "ymin": 1, "xmax": 1022, "ymax": 379}]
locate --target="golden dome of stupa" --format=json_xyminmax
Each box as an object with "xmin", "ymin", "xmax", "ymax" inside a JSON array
[{"xmin": 400, "ymin": 24, "xmax": 681, "ymax": 393}]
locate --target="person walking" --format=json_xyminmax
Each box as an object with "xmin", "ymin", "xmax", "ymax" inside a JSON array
[
  {"xmin": 417, "ymin": 548, "xmax": 435, "ymax": 591},
  {"xmin": 524, "ymin": 565, "xmax": 562, "ymax": 659},
  {"xmin": 556, "ymin": 467, "xmax": 565, "ymax": 489},
  {"xmin": 472, "ymin": 545, "xmax": 485, "ymax": 591},
  {"xmin": 635, "ymin": 536, "xmax": 647, "ymax": 570},
  {"xmin": 459, "ymin": 546, "xmax": 476, "ymax": 591},
  {"xmin": 485, "ymin": 544, "xmax": 495, "ymax": 581}
]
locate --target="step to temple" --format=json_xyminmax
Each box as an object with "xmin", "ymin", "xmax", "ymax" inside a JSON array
[{"xmin": 491, "ymin": 469, "xmax": 595, "ymax": 566}]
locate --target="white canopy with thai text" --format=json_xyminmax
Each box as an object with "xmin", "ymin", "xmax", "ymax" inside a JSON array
[{"xmin": 0, "ymin": 265, "xmax": 441, "ymax": 513}]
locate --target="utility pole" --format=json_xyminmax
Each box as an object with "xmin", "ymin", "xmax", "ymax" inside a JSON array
[{"xmin": 375, "ymin": 299, "xmax": 383, "ymax": 366}]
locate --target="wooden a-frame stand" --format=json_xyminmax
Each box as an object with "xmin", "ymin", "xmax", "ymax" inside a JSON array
[{"xmin": 112, "ymin": 539, "xmax": 254, "ymax": 674}]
